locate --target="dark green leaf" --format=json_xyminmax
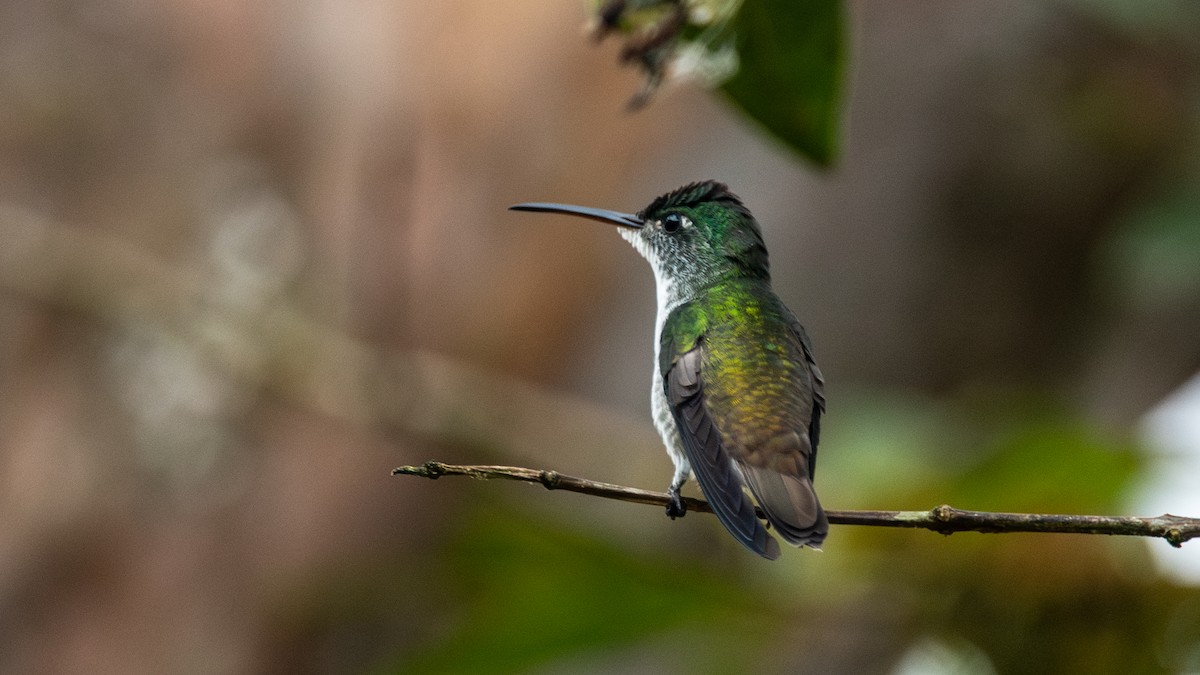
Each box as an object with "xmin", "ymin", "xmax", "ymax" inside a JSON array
[{"xmin": 722, "ymin": 0, "xmax": 845, "ymax": 166}]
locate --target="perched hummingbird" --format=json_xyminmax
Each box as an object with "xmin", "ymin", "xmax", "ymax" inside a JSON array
[{"xmin": 510, "ymin": 181, "xmax": 827, "ymax": 559}]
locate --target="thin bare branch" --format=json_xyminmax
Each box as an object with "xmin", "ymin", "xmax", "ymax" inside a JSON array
[{"xmin": 394, "ymin": 461, "xmax": 1200, "ymax": 547}]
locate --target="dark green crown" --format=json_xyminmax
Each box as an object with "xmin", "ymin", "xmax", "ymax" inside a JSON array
[{"xmin": 637, "ymin": 180, "xmax": 752, "ymax": 221}]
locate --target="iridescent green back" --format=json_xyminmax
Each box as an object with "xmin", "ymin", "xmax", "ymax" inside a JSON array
[{"xmin": 665, "ymin": 278, "xmax": 817, "ymax": 475}]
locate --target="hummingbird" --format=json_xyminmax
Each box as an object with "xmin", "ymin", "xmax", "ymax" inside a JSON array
[{"xmin": 510, "ymin": 181, "xmax": 827, "ymax": 559}]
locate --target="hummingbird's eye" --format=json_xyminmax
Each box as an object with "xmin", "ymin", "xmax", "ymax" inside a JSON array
[{"xmin": 661, "ymin": 213, "xmax": 687, "ymax": 233}]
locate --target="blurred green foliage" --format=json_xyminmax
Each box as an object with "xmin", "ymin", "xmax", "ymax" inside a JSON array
[
  {"xmin": 382, "ymin": 503, "xmax": 784, "ymax": 674},
  {"xmin": 1105, "ymin": 176, "xmax": 1200, "ymax": 305}
]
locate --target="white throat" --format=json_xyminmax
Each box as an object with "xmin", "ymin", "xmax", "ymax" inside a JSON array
[{"xmin": 617, "ymin": 228, "xmax": 686, "ymax": 350}]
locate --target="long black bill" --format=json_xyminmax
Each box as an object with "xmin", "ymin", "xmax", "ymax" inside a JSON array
[{"xmin": 509, "ymin": 202, "xmax": 643, "ymax": 229}]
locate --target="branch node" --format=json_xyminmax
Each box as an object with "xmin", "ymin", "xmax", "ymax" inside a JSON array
[
  {"xmin": 422, "ymin": 460, "xmax": 446, "ymax": 479},
  {"xmin": 1166, "ymin": 528, "xmax": 1184, "ymax": 548},
  {"xmin": 539, "ymin": 470, "xmax": 562, "ymax": 490},
  {"xmin": 933, "ymin": 504, "xmax": 955, "ymax": 523}
]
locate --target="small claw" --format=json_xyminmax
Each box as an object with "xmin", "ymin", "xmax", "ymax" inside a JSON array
[{"xmin": 666, "ymin": 488, "xmax": 687, "ymax": 520}]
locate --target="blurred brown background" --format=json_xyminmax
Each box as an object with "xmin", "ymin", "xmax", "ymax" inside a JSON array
[{"xmin": 3, "ymin": 1, "xmax": 1200, "ymax": 673}]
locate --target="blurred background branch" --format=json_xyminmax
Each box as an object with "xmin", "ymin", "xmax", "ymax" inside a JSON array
[{"xmin": 0, "ymin": 208, "xmax": 663, "ymax": 468}]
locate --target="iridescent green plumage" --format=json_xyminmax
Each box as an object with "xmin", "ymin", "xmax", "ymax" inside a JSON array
[
  {"xmin": 664, "ymin": 280, "xmax": 819, "ymax": 464},
  {"xmin": 661, "ymin": 277, "xmax": 826, "ymax": 556}
]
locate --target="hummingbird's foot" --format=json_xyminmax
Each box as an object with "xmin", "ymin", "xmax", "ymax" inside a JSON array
[{"xmin": 666, "ymin": 487, "xmax": 687, "ymax": 519}]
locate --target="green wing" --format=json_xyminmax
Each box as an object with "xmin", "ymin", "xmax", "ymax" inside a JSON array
[
  {"xmin": 785, "ymin": 304, "xmax": 826, "ymax": 479},
  {"xmin": 660, "ymin": 301, "xmax": 781, "ymax": 560},
  {"xmin": 729, "ymin": 302, "xmax": 827, "ymax": 549},
  {"xmin": 661, "ymin": 287, "xmax": 829, "ymax": 554}
]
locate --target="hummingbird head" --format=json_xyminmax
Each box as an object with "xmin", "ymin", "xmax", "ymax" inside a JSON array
[{"xmin": 511, "ymin": 181, "xmax": 769, "ymax": 305}]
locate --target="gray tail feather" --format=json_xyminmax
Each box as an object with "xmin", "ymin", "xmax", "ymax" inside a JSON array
[{"xmin": 740, "ymin": 465, "xmax": 829, "ymax": 549}]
